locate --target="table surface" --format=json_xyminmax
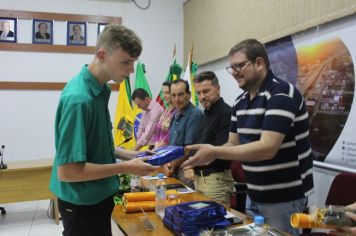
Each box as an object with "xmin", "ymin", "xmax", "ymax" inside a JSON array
[
  {"xmin": 3, "ymin": 158, "xmax": 53, "ymax": 172},
  {"xmin": 111, "ymin": 177, "xmax": 248, "ymax": 236}
]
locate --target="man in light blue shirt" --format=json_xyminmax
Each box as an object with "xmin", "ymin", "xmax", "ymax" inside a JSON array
[{"xmin": 166, "ymin": 79, "xmax": 202, "ymax": 188}]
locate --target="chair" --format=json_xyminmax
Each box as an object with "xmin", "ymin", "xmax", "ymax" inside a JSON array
[
  {"xmin": 230, "ymin": 161, "xmax": 247, "ymax": 213},
  {"xmin": 301, "ymin": 172, "xmax": 356, "ymax": 236}
]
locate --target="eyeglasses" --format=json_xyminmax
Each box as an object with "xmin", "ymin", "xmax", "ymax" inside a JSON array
[{"xmin": 225, "ymin": 59, "xmax": 254, "ymax": 74}]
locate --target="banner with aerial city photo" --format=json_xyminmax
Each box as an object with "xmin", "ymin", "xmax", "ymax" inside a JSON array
[{"xmin": 265, "ymin": 14, "xmax": 356, "ymax": 169}]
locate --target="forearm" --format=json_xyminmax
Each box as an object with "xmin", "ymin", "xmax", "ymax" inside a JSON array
[
  {"xmin": 223, "ymin": 142, "xmax": 235, "ymax": 147},
  {"xmin": 115, "ymin": 147, "xmax": 137, "ymax": 160},
  {"xmin": 58, "ymin": 161, "xmax": 135, "ymax": 182},
  {"xmin": 137, "ymin": 122, "xmax": 157, "ymax": 148},
  {"xmin": 133, "ymin": 144, "xmax": 142, "ymax": 151},
  {"xmin": 214, "ymin": 140, "xmax": 277, "ymax": 162}
]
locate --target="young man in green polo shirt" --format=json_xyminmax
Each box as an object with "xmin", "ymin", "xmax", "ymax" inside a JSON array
[{"xmin": 49, "ymin": 25, "xmax": 157, "ymax": 236}]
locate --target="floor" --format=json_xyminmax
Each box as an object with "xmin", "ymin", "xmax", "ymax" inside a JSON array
[{"xmin": 0, "ymin": 200, "xmax": 124, "ymax": 236}]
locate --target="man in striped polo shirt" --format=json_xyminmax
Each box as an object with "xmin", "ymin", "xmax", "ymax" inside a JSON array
[{"xmin": 182, "ymin": 39, "xmax": 314, "ymax": 236}]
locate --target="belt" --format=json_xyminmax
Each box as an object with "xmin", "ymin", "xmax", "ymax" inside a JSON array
[{"xmin": 194, "ymin": 168, "xmax": 229, "ymax": 177}]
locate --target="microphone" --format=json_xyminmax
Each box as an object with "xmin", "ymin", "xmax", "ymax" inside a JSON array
[{"xmin": 0, "ymin": 145, "xmax": 7, "ymax": 169}]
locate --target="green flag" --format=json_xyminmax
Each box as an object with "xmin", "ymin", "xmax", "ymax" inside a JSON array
[
  {"xmin": 134, "ymin": 61, "xmax": 152, "ymax": 98},
  {"xmin": 156, "ymin": 58, "xmax": 182, "ymax": 108}
]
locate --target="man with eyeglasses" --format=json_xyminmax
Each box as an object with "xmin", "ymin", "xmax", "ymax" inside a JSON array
[{"xmin": 182, "ymin": 39, "xmax": 314, "ymax": 236}]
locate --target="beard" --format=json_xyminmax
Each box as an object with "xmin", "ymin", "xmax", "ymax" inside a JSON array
[{"xmin": 239, "ymin": 69, "xmax": 260, "ymax": 92}]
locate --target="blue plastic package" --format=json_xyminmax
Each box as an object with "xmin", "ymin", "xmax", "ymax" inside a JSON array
[
  {"xmin": 163, "ymin": 201, "xmax": 228, "ymax": 235},
  {"xmin": 173, "ymin": 201, "xmax": 227, "ymax": 222},
  {"xmin": 137, "ymin": 145, "xmax": 185, "ymax": 166}
]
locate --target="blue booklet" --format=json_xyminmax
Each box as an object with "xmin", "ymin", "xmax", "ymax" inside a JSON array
[{"xmin": 137, "ymin": 145, "xmax": 185, "ymax": 166}]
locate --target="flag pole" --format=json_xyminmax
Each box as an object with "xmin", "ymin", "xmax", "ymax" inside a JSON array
[{"xmin": 173, "ymin": 43, "xmax": 176, "ymax": 58}]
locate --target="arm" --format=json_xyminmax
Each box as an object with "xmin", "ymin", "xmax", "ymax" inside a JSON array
[
  {"xmin": 183, "ymin": 92, "xmax": 298, "ymax": 167},
  {"xmin": 223, "ymin": 132, "xmax": 240, "ymax": 147},
  {"xmin": 215, "ymin": 130, "xmax": 284, "ymax": 161},
  {"xmin": 182, "ymin": 130, "xmax": 284, "ymax": 168},
  {"xmin": 115, "ymin": 147, "xmax": 139, "ymax": 160},
  {"xmin": 58, "ymin": 156, "xmax": 158, "ymax": 182},
  {"xmin": 134, "ymin": 114, "xmax": 145, "ymax": 150},
  {"xmin": 329, "ymin": 211, "xmax": 356, "ymax": 236},
  {"xmin": 135, "ymin": 109, "xmax": 162, "ymax": 150},
  {"xmin": 169, "ymin": 111, "xmax": 202, "ymax": 171},
  {"xmin": 213, "ymin": 111, "xmax": 232, "ymax": 146},
  {"xmin": 115, "ymin": 147, "xmax": 155, "ymax": 160}
]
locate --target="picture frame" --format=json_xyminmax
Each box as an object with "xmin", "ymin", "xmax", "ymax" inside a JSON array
[
  {"xmin": 32, "ymin": 19, "xmax": 53, "ymax": 44},
  {"xmin": 0, "ymin": 17, "xmax": 17, "ymax": 43},
  {"xmin": 67, "ymin": 21, "xmax": 86, "ymax": 46},
  {"xmin": 97, "ymin": 22, "xmax": 108, "ymax": 36}
]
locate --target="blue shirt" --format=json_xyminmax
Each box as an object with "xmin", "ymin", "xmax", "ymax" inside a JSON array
[
  {"xmin": 169, "ymin": 102, "xmax": 203, "ymax": 146},
  {"xmin": 230, "ymin": 70, "xmax": 314, "ymax": 203}
]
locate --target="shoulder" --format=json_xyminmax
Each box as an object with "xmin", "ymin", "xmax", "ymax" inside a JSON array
[
  {"xmin": 153, "ymin": 100, "xmax": 164, "ymax": 111},
  {"xmin": 267, "ymin": 74, "xmax": 295, "ymax": 97},
  {"xmin": 232, "ymin": 91, "xmax": 247, "ymax": 109},
  {"xmin": 221, "ymin": 101, "xmax": 232, "ymax": 113},
  {"xmin": 192, "ymin": 106, "xmax": 203, "ymax": 116},
  {"xmin": 61, "ymin": 76, "xmax": 92, "ymax": 108},
  {"xmin": 184, "ymin": 104, "xmax": 202, "ymax": 118}
]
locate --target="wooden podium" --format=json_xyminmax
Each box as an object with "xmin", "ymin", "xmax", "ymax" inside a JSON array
[{"xmin": 0, "ymin": 158, "xmax": 59, "ymax": 224}]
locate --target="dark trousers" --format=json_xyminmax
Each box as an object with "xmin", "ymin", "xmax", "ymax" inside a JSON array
[{"xmin": 58, "ymin": 196, "xmax": 115, "ymax": 236}]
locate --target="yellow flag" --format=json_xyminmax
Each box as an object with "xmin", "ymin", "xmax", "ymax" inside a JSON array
[{"xmin": 113, "ymin": 79, "xmax": 136, "ymax": 149}]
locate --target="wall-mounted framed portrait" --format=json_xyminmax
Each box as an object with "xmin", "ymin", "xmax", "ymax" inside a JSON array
[
  {"xmin": 0, "ymin": 17, "xmax": 17, "ymax": 43},
  {"xmin": 67, "ymin": 21, "xmax": 86, "ymax": 46},
  {"xmin": 32, "ymin": 19, "xmax": 53, "ymax": 44},
  {"xmin": 97, "ymin": 22, "xmax": 108, "ymax": 36}
]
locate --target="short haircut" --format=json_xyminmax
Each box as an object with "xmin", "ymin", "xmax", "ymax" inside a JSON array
[
  {"xmin": 171, "ymin": 79, "xmax": 190, "ymax": 93},
  {"xmin": 38, "ymin": 22, "xmax": 47, "ymax": 29},
  {"xmin": 96, "ymin": 24, "xmax": 142, "ymax": 58},
  {"xmin": 229, "ymin": 39, "xmax": 270, "ymax": 68},
  {"xmin": 72, "ymin": 24, "xmax": 81, "ymax": 31},
  {"xmin": 162, "ymin": 81, "xmax": 172, "ymax": 89},
  {"xmin": 194, "ymin": 71, "xmax": 219, "ymax": 86},
  {"xmin": 132, "ymin": 88, "xmax": 149, "ymax": 100}
]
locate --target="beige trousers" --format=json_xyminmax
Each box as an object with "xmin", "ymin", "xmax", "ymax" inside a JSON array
[{"xmin": 194, "ymin": 169, "xmax": 235, "ymax": 207}]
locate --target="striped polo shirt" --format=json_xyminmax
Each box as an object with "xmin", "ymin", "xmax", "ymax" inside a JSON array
[{"xmin": 230, "ymin": 70, "xmax": 314, "ymax": 203}]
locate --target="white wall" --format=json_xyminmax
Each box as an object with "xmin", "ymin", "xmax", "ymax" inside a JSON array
[
  {"xmin": 0, "ymin": 0, "xmax": 184, "ymax": 161},
  {"xmin": 197, "ymin": 57, "xmax": 243, "ymax": 107}
]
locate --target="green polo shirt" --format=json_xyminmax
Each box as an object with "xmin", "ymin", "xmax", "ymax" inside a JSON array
[{"xmin": 49, "ymin": 65, "xmax": 119, "ymax": 205}]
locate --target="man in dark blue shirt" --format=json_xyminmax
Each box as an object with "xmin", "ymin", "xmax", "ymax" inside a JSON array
[
  {"xmin": 193, "ymin": 71, "xmax": 234, "ymax": 207},
  {"xmin": 182, "ymin": 39, "xmax": 313, "ymax": 236},
  {"xmin": 167, "ymin": 79, "xmax": 202, "ymax": 188}
]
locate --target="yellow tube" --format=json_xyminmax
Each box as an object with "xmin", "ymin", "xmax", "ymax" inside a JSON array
[
  {"xmin": 290, "ymin": 213, "xmax": 336, "ymax": 229},
  {"xmin": 123, "ymin": 190, "xmax": 179, "ymax": 203}
]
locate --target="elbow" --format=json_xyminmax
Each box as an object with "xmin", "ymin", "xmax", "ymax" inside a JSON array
[
  {"xmin": 57, "ymin": 166, "xmax": 70, "ymax": 182},
  {"xmin": 57, "ymin": 165, "xmax": 77, "ymax": 182},
  {"xmin": 263, "ymin": 151, "xmax": 277, "ymax": 161},
  {"xmin": 259, "ymin": 144, "xmax": 279, "ymax": 161}
]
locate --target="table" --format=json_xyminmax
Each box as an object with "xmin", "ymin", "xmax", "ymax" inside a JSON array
[
  {"xmin": 111, "ymin": 178, "xmax": 247, "ymax": 236},
  {"xmin": 0, "ymin": 158, "xmax": 59, "ymax": 224}
]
